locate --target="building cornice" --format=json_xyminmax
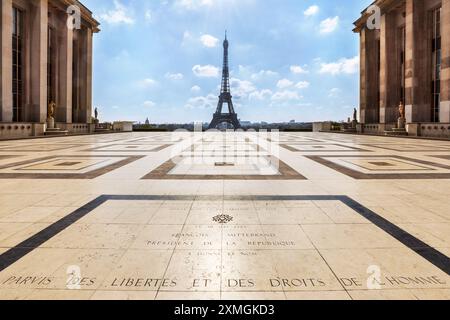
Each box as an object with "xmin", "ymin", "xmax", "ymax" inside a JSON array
[
  {"xmin": 61, "ymin": 0, "xmax": 101, "ymax": 32},
  {"xmin": 353, "ymin": 0, "xmax": 404, "ymax": 33}
]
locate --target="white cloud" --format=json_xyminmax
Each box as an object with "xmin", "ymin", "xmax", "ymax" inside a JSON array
[
  {"xmin": 304, "ymin": 5, "xmax": 319, "ymax": 16},
  {"xmin": 277, "ymin": 79, "xmax": 294, "ymax": 89},
  {"xmin": 183, "ymin": 31, "xmax": 192, "ymax": 41},
  {"xmin": 290, "ymin": 65, "xmax": 309, "ymax": 74},
  {"xmin": 319, "ymin": 16, "xmax": 339, "ymax": 34},
  {"xmin": 192, "ymin": 65, "xmax": 220, "ymax": 77},
  {"xmin": 144, "ymin": 10, "xmax": 152, "ymax": 22},
  {"xmin": 200, "ymin": 34, "xmax": 219, "ymax": 48},
  {"xmin": 191, "ymin": 85, "xmax": 201, "ymax": 92},
  {"xmin": 319, "ymin": 56, "xmax": 359, "ymax": 75},
  {"xmin": 250, "ymin": 70, "xmax": 279, "ymax": 80},
  {"xmin": 165, "ymin": 73, "xmax": 184, "ymax": 80},
  {"xmin": 174, "ymin": 0, "xmax": 214, "ymax": 10},
  {"xmin": 295, "ymin": 81, "xmax": 310, "ymax": 89},
  {"xmin": 271, "ymin": 90, "xmax": 301, "ymax": 101},
  {"xmin": 174, "ymin": 0, "xmax": 251, "ymax": 11},
  {"xmin": 329, "ymin": 88, "xmax": 341, "ymax": 97},
  {"xmin": 249, "ymin": 89, "xmax": 273, "ymax": 100},
  {"xmin": 139, "ymin": 78, "xmax": 158, "ymax": 87},
  {"xmin": 230, "ymin": 78, "xmax": 256, "ymax": 99},
  {"xmin": 181, "ymin": 31, "xmax": 194, "ymax": 46},
  {"xmin": 98, "ymin": 0, "xmax": 134, "ymax": 25},
  {"xmin": 143, "ymin": 101, "xmax": 156, "ymax": 108},
  {"xmin": 185, "ymin": 94, "xmax": 217, "ymax": 109}
]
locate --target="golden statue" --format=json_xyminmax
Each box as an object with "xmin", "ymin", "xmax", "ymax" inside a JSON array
[
  {"xmin": 398, "ymin": 101, "xmax": 405, "ymax": 119},
  {"xmin": 48, "ymin": 101, "xmax": 56, "ymax": 119}
]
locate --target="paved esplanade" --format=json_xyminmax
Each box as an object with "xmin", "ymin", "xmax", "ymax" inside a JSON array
[{"xmin": 0, "ymin": 132, "xmax": 449, "ymax": 300}]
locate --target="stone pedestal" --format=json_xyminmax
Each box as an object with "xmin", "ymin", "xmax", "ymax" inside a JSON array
[
  {"xmin": 46, "ymin": 117, "xmax": 55, "ymax": 129},
  {"xmin": 397, "ymin": 118, "xmax": 406, "ymax": 130},
  {"xmin": 385, "ymin": 118, "xmax": 408, "ymax": 136}
]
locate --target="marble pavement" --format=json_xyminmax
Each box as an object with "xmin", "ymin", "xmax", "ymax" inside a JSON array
[{"xmin": 0, "ymin": 131, "xmax": 449, "ymax": 300}]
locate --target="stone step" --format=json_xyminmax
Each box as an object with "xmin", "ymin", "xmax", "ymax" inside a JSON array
[
  {"xmin": 384, "ymin": 130, "xmax": 408, "ymax": 136},
  {"xmin": 95, "ymin": 129, "xmax": 112, "ymax": 133},
  {"xmin": 45, "ymin": 129, "xmax": 69, "ymax": 136}
]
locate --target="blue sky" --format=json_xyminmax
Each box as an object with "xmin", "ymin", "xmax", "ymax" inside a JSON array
[{"xmin": 82, "ymin": 0, "xmax": 373, "ymax": 123}]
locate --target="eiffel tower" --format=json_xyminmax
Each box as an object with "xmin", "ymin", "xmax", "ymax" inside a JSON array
[{"xmin": 208, "ymin": 32, "xmax": 242, "ymax": 130}]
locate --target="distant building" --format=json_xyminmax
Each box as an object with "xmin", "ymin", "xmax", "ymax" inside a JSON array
[
  {"xmin": 353, "ymin": 0, "xmax": 449, "ymax": 138},
  {"xmin": 145, "ymin": 118, "xmax": 150, "ymax": 125},
  {"xmin": 0, "ymin": 0, "xmax": 100, "ymax": 138}
]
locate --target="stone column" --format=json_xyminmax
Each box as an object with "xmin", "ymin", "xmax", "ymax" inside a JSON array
[
  {"xmin": 30, "ymin": 0, "xmax": 48, "ymax": 123},
  {"xmin": 379, "ymin": 11, "xmax": 399, "ymax": 124},
  {"xmin": 85, "ymin": 28, "xmax": 93, "ymax": 124},
  {"xmin": 359, "ymin": 29, "xmax": 367, "ymax": 123},
  {"xmin": 57, "ymin": 13, "xmax": 73, "ymax": 124},
  {"xmin": 1, "ymin": 0, "xmax": 13, "ymax": 122},
  {"xmin": 405, "ymin": 0, "xmax": 429, "ymax": 123},
  {"xmin": 440, "ymin": 0, "xmax": 450, "ymax": 123},
  {"xmin": 360, "ymin": 27, "xmax": 379, "ymax": 124},
  {"xmin": 77, "ymin": 28, "xmax": 87, "ymax": 124},
  {"xmin": 75, "ymin": 27, "xmax": 94, "ymax": 124}
]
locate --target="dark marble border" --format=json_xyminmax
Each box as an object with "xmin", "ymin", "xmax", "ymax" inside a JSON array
[
  {"xmin": 267, "ymin": 138, "xmax": 325, "ymax": 143},
  {"xmin": 0, "ymin": 194, "xmax": 448, "ymax": 275},
  {"xmin": 361, "ymin": 144, "xmax": 450, "ymax": 152},
  {"xmin": 127, "ymin": 137, "xmax": 183, "ymax": 143},
  {"xmin": 184, "ymin": 141, "xmax": 265, "ymax": 154},
  {"xmin": 141, "ymin": 155, "xmax": 306, "ymax": 180},
  {"xmin": 306, "ymin": 155, "xmax": 450, "ymax": 179},
  {"xmin": 0, "ymin": 155, "xmax": 17, "ymax": 160},
  {"xmin": 0, "ymin": 144, "xmax": 83, "ymax": 152},
  {"xmin": 431, "ymin": 155, "xmax": 450, "ymax": 160},
  {"xmin": 0, "ymin": 155, "xmax": 145, "ymax": 179},
  {"xmin": 281, "ymin": 144, "xmax": 371, "ymax": 153},
  {"xmin": 83, "ymin": 144, "xmax": 171, "ymax": 152}
]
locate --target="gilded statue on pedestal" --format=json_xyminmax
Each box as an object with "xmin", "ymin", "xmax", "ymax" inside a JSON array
[
  {"xmin": 47, "ymin": 101, "xmax": 56, "ymax": 119},
  {"xmin": 399, "ymin": 101, "xmax": 405, "ymax": 120}
]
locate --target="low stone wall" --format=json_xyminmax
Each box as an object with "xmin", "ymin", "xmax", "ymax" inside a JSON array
[
  {"xmin": 113, "ymin": 121, "xmax": 134, "ymax": 132},
  {"xmin": 313, "ymin": 122, "xmax": 332, "ymax": 132},
  {"xmin": 0, "ymin": 123, "xmax": 45, "ymax": 139},
  {"xmin": 56, "ymin": 123, "xmax": 94, "ymax": 134},
  {"xmin": 418, "ymin": 123, "xmax": 450, "ymax": 139},
  {"xmin": 359, "ymin": 123, "xmax": 396, "ymax": 134},
  {"xmin": 358, "ymin": 122, "xmax": 450, "ymax": 139},
  {"xmin": 0, "ymin": 122, "xmax": 97, "ymax": 139}
]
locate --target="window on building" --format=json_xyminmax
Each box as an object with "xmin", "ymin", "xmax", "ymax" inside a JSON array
[
  {"xmin": 47, "ymin": 26, "xmax": 55, "ymax": 106},
  {"xmin": 377, "ymin": 38, "xmax": 380, "ymax": 121},
  {"xmin": 72, "ymin": 34, "xmax": 79, "ymax": 122},
  {"xmin": 400, "ymin": 26, "xmax": 406, "ymax": 105},
  {"xmin": 432, "ymin": 7, "xmax": 441, "ymax": 123},
  {"xmin": 12, "ymin": 7, "xmax": 24, "ymax": 122}
]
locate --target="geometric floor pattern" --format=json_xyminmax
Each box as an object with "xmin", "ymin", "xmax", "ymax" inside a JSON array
[{"xmin": 0, "ymin": 132, "xmax": 449, "ymax": 300}]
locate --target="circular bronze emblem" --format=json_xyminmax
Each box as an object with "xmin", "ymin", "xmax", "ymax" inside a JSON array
[{"xmin": 213, "ymin": 214, "xmax": 233, "ymax": 224}]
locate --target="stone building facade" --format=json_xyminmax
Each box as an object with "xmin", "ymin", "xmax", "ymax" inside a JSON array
[
  {"xmin": 0, "ymin": 0, "xmax": 99, "ymax": 139},
  {"xmin": 354, "ymin": 0, "xmax": 450, "ymax": 138}
]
